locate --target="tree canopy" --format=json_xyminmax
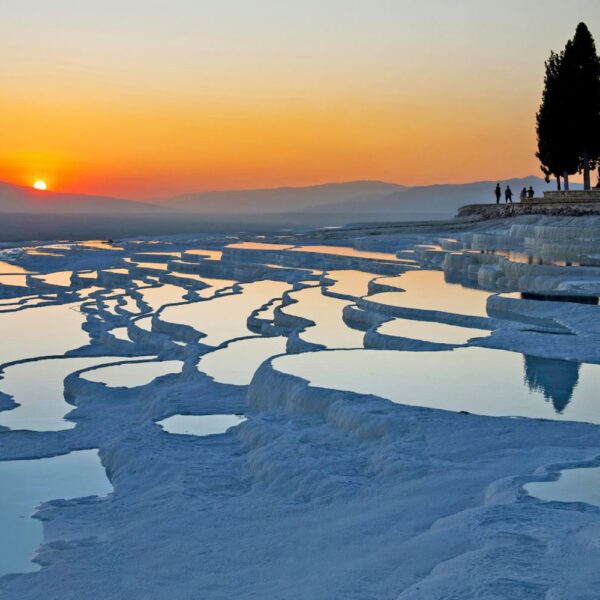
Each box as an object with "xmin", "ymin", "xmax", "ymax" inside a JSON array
[{"xmin": 536, "ymin": 23, "xmax": 600, "ymax": 190}]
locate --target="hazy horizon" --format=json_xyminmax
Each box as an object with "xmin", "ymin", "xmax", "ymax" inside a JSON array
[
  {"xmin": 1, "ymin": 173, "xmax": 553, "ymax": 204},
  {"xmin": 1, "ymin": 1, "xmax": 598, "ymax": 199}
]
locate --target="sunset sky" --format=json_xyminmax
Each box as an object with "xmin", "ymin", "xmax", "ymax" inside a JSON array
[{"xmin": 1, "ymin": 0, "xmax": 599, "ymax": 199}]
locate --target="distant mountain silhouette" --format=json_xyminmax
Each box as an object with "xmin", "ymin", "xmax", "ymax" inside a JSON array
[
  {"xmin": 293, "ymin": 176, "xmax": 572, "ymax": 221},
  {"xmin": 0, "ymin": 177, "xmax": 581, "ymax": 233},
  {"xmin": 162, "ymin": 176, "xmax": 578, "ymax": 222},
  {"xmin": 165, "ymin": 181, "xmax": 406, "ymax": 214},
  {"xmin": 0, "ymin": 181, "xmax": 163, "ymax": 214}
]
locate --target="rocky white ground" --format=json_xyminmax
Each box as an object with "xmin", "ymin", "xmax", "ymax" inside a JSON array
[{"xmin": 0, "ymin": 215, "xmax": 600, "ymax": 599}]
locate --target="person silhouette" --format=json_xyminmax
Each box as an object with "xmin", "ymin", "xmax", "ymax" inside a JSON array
[
  {"xmin": 505, "ymin": 186, "xmax": 513, "ymax": 203},
  {"xmin": 528, "ymin": 186, "xmax": 535, "ymax": 199},
  {"xmin": 520, "ymin": 187, "xmax": 527, "ymax": 202},
  {"xmin": 494, "ymin": 184, "xmax": 501, "ymax": 204}
]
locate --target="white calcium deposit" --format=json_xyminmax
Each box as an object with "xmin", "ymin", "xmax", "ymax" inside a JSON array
[{"xmin": 0, "ymin": 217, "xmax": 600, "ymax": 599}]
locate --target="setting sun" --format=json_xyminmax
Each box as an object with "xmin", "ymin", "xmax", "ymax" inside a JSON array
[{"xmin": 33, "ymin": 180, "xmax": 47, "ymax": 191}]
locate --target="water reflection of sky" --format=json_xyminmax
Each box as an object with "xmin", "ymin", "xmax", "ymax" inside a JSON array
[
  {"xmin": 369, "ymin": 270, "xmax": 491, "ymax": 318},
  {"xmin": 325, "ymin": 270, "xmax": 378, "ymax": 298},
  {"xmin": 377, "ymin": 318, "xmax": 490, "ymax": 345},
  {"xmin": 226, "ymin": 242, "xmax": 293, "ymax": 251},
  {"xmin": 282, "ymin": 287, "xmax": 364, "ymax": 349},
  {"xmin": 160, "ymin": 280, "xmax": 290, "ymax": 345},
  {"xmin": 137, "ymin": 283, "xmax": 188, "ymax": 312},
  {"xmin": 291, "ymin": 245, "xmax": 400, "ymax": 261},
  {"xmin": 0, "ymin": 356, "xmax": 133, "ymax": 431},
  {"xmin": 0, "ymin": 261, "xmax": 30, "ymax": 274},
  {"xmin": 0, "ymin": 450, "xmax": 111, "ymax": 577},
  {"xmin": 0, "ymin": 303, "xmax": 89, "ymax": 366},
  {"xmin": 274, "ymin": 348, "xmax": 600, "ymax": 423},
  {"xmin": 198, "ymin": 336, "xmax": 287, "ymax": 385},
  {"xmin": 184, "ymin": 249, "xmax": 224, "ymax": 260},
  {"xmin": 81, "ymin": 359, "xmax": 181, "ymax": 388},
  {"xmin": 158, "ymin": 414, "xmax": 246, "ymax": 437},
  {"xmin": 0, "ymin": 273, "xmax": 28, "ymax": 287},
  {"xmin": 525, "ymin": 466, "xmax": 600, "ymax": 507},
  {"xmin": 38, "ymin": 271, "xmax": 74, "ymax": 287}
]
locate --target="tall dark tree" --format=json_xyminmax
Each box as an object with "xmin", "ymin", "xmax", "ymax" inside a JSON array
[
  {"xmin": 537, "ymin": 23, "xmax": 600, "ymax": 191},
  {"xmin": 569, "ymin": 23, "xmax": 600, "ymax": 190},
  {"xmin": 536, "ymin": 46, "xmax": 578, "ymax": 190}
]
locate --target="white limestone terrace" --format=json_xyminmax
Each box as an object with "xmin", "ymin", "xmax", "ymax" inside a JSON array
[{"xmin": 0, "ymin": 217, "xmax": 599, "ymax": 598}]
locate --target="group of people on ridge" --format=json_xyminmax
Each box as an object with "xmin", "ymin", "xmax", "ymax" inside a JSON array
[{"xmin": 494, "ymin": 183, "xmax": 534, "ymax": 204}]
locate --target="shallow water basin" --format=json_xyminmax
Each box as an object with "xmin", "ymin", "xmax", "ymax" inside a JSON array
[
  {"xmin": 325, "ymin": 270, "xmax": 379, "ymax": 298},
  {"xmin": 0, "ymin": 303, "xmax": 89, "ymax": 366},
  {"xmin": 377, "ymin": 318, "xmax": 490, "ymax": 345},
  {"xmin": 134, "ymin": 316, "xmax": 153, "ymax": 332},
  {"xmin": 282, "ymin": 287, "xmax": 364, "ymax": 348},
  {"xmin": 0, "ymin": 261, "xmax": 29, "ymax": 275},
  {"xmin": 524, "ymin": 467, "xmax": 600, "ymax": 507},
  {"xmin": 226, "ymin": 242, "xmax": 293, "ymax": 251},
  {"xmin": 78, "ymin": 240, "xmax": 124, "ymax": 251},
  {"xmin": 0, "ymin": 450, "xmax": 111, "ymax": 577},
  {"xmin": 124, "ymin": 258, "xmax": 170, "ymax": 271},
  {"xmin": 369, "ymin": 270, "xmax": 491, "ymax": 318},
  {"xmin": 160, "ymin": 280, "xmax": 290, "ymax": 346},
  {"xmin": 38, "ymin": 271, "xmax": 74, "ymax": 287},
  {"xmin": 138, "ymin": 284, "xmax": 188, "ymax": 312},
  {"xmin": 158, "ymin": 414, "xmax": 246, "ymax": 436},
  {"xmin": 273, "ymin": 348, "xmax": 600, "ymax": 423},
  {"xmin": 0, "ymin": 274, "xmax": 28, "ymax": 287},
  {"xmin": 0, "ymin": 356, "xmax": 132, "ymax": 431},
  {"xmin": 198, "ymin": 336, "xmax": 287, "ymax": 385},
  {"xmin": 185, "ymin": 249, "xmax": 223, "ymax": 261},
  {"xmin": 110, "ymin": 327, "xmax": 131, "ymax": 342},
  {"xmin": 291, "ymin": 245, "xmax": 399, "ymax": 261},
  {"xmin": 81, "ymin": 359, "xmax": 182, "ymax": 388}
]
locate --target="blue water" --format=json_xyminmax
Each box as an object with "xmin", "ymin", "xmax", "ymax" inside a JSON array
[
  {"xmin": 274, "ymin": 347, "xmax": 600, "ymax": 423},
  {"xmin": 158, "ymin": 414, "xmax": 246, "ymax": 436},
  {"xmin": 0, "ymin": 357, "xmax": 126, "ymax": 431},
  {"xmin": 525, "ymin": 466, "xmax": 600, "ymax": 507},
  {"xmin": 0, "ymin": 450, "xmax": 112, "ymax": 577}
]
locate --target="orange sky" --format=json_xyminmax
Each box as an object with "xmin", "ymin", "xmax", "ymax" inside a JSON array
[{"xmin": 1, "ymin": 1, "xmax": 598, "ymax": 199}]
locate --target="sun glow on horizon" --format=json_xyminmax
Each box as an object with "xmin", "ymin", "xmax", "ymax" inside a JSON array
[
  {"xmin": 1, "ymin": 2, "xmax": 598, "ymax": 198},
  {"xmin": 33, "ymin": 180, "xmax": 47, "ymax": 191}
]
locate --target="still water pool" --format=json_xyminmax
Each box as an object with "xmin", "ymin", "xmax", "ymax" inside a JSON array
[
  {"xmin": 159, "ymin": 414, "xmax": 246, "ymax": 436},
  {"xmin": 81, "ymin": 359, "xmax": 181, "ymax": 388},
  {"xmin": 525, "ymin": 466, "xmax": 600, "ymax": 508},
  {"xmin": 273, "ymin": 347, "xmax": 600, "ymax": 423},
  {"xmin": 0, "ymin": 450, "xmax": 111, "ymax": 577},
  {"xmin": 0, "ymin": 357, "xmax": 134, "ymax": 431},
  {"xmin": 198, "ymin": 336, "xmax": 287, "ymax": 385}
]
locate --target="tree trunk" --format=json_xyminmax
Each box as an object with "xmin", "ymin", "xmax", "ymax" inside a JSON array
[
  {"xmin": 583, "ymin": 148, "xmax": 591, "ymax": 190},
  {"xmin": 563, "ymin": 172, "xmax": 570, "ymax": 190},
  {"xmin": 556, "ymin": 175, "xmax": 562, "ymax": 190}
]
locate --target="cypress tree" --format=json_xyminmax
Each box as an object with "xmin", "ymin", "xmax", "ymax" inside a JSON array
[
  {"xmin": 536, "ymin": 50, "xmax": 562, "ymax": 189},
  {"xmin": 559, "ymin": 40, "xmax": 581, "ymax": 190},
  {"xmin": 569, "ymin": 23, "xmax": 600, "ymax": 190},
  {"xmin": 536, "ymin": 47, "xmax": 578, "ymax": 189}
]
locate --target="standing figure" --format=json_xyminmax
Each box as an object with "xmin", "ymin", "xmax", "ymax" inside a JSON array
[
  {"xmin": 505, "ymin": 186, "xmax": 513, "ymax": 204},
  {"xmin": 520, "ymin": 187, "xmax": 527, "ymax": 202},
  {"xmin": 528, "ymin": 186, "xmax": 535, "ymax": 199},
  {"xmin": 494, "ymin": 183, "xmax": 502, "ymax": 204}
]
